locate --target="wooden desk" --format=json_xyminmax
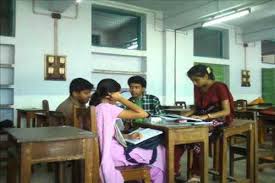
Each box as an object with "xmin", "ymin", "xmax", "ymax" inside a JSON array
[
  {"xmin": 164, "ymin": 108, "xmax": 190, "ymax": 115},
  {"xmin": 246, "ymin": 105, "xmax": 271, "ymax": 112},
  {"xmin": 35, "ymin": 111, "xmax": 65, "ymax": 127},
  {"xmin": 16, "ymin": 108, "xmax": 45, "ymax": 128},
  {"xmin": 134, "ymin": 121, "xmax": 209, "ymax": 183},
  {"xmin": 5, "ymin": 126, "xmax": 96, "ymax": 183}
]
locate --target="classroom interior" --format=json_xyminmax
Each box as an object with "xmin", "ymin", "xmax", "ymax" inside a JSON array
[{"xmin": 1, "ymin": 0, "xmax": 275, "ymax": 182}]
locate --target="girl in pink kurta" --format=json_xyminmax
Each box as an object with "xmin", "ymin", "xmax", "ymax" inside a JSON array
[{"xmin": 90, "ymin": 79, "xmax": 166, "ymax": 183}]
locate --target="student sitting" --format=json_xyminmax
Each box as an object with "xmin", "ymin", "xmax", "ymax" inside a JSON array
[
  {"xmin": 128, "ymin": 75, "xmax": 164, "ymax": 116},
  {"xmin": 175, "ymin": 64, "xmax": 234, "ymax": 182},
  {"xmin": 56, "ymin": 78, "xmax": 93, "ymax": 125},
  {"xmin": 89, "ymin": 78, "xmax": 166, "ymax": 183}
]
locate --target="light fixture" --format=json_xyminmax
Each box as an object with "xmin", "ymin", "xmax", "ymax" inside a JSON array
[
  {"xmin": 76, "ymin": 0, "xmax": 82, "ymax": 3},
  {"xmin": 202, "ymin": 8, "xmax": 250, "ymax": 27}
]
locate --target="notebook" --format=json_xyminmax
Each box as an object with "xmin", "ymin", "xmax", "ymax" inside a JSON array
[
  {"xmin": 155, "ymin": 114, "xmax": 203, "ymax": 122},
  {"xmin": 125, "ymin": 128, "xmax": 163, "ymax": 145}
]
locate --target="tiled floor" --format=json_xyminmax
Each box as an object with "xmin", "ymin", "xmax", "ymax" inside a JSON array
[{"xmin": 1, "ymin": 154, "xmax": 275, "ymax": 183}]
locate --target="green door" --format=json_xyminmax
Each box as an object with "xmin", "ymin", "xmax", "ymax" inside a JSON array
[{"xmin": 262, "ymin": 68, "xmax": 275, "ymax": 104}]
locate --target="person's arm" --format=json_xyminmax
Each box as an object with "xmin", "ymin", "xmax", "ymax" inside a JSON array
[
  {"xmin": 110, "ymin": 92, "xmax": 148, "ymax": 119},
  {"xmin": 182, "ymin": 108, "xmax": 196, "ymax": 117},
  {"xmin": 153, "ymin": 97, "xmax": 164, "ymax": 115},
  {"xmin": 203, "ymin": 100, "xmax": 231, "ymax": 120},
  {"xmin": 123, "ymin": 133, "xmax": 143, "ymax": 140}
]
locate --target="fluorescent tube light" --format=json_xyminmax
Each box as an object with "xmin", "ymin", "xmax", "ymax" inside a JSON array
[{"xmin": 202, "ymin": 9, "xmax": 250, "ymax": 27}]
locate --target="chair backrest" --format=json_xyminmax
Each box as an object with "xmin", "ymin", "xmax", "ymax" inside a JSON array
[
  {"xmin": 234, "ymin": 99, "xmax": 248, "ymax": 110},
  {"xmin": 175, "ymin": 101, "xmax": 187, "ymax": 109},
  {"xmin": 234, "ymin": 110, "xmax": 257, "ymax": 121},
  {"xmin": 73, "ymin": 106, "xmax": 100, "ymax": 182},
  {"xmin": 42, "ymin": 100, "xmax": 50, "ymax": 112},
  {"xmin": 73, "ymin": 106, "xmax": 92, "ymax": 131}
]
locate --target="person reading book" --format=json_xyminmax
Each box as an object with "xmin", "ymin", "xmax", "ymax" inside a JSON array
[
  {"xmin": 175, "ymin": 64, "xmax": 234, "ymax": 182},
  {"xmin": 89, "ymin": 78, "xmax": 166, "ymax": 183},
  {"xmin": 128, "ymin": 75, "xmax": 164, "ymax": 118}
]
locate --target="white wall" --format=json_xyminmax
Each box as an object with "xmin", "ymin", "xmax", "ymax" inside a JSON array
[
  {"xmin": 164, "ymin": 25, "xmax": 275, "ymax": 106},
  {"xmin": 3, "ymin": 0, "xmax": 164, "ymax": 115},
  {"xmin": 14, "ymin": 0, "xmax": 92, "ymax": 110},
  {"xmin": 2, "ymin": 0, "xmax": 275, "ymax": 122}
]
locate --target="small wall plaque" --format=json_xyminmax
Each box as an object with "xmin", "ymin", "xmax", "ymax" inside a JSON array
[
  {"xmin": 241, "ymin": 69, "xmax": 251, "ymax": 87},
  {"xmin": 44, "ymin": 55, "xmax": 66, "ymax": 81}
]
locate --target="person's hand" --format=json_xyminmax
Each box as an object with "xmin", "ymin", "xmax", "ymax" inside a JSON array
[
  {"xmin": 191, "ymin": 115, "xmax": 201, "ymax": 119},
  {"xmin": 191, "ymin": 115, "xmax": 208, "ymax": 120},
  {"xmin": 109, "ymin": 92, "xmax": 122, "ymax": 102},
  {"xmin": 128, "ymin": 132, "xmax": 143, "ymax": 140}
]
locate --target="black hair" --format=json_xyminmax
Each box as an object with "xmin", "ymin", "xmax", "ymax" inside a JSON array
[
  {"xmin": 89, "ymin": 79, "xmax": 121, "ymax": 106},
  {"xmin": 69, "ymin": 78, "xmax": 94, "ymax": 95},
  {"xmin": 187, "ymin": 64, "xmax": 215, "ymax": 80},
  {"xmin": 127, "ymin": 75, "xmax": 147, "ymax": 88}
]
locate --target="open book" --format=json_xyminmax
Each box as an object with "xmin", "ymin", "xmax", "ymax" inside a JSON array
[
  {"xmin": 125, "ymin": 128, "xmax": 163, "ymax": 145},
  {"xmin": 155, "ymin": 114, "xmax": 203, "ymax": 122}
]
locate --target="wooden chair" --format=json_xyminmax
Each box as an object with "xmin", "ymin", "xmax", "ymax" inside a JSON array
[
  {"xmin": 228, "ymin": 111, "xmax": 257, "ymax": 177},
  {"xmin": 0, "ymin": 121, "xmax": 15, "ymax": 182},
  {"xmin": 175, "ymin": 101, "xmax": 187, "ymax": 109},
  {"xmin": 36, "ymin": 100, "xmax": 65, "ymax": 127},
  {"xmin": 234, "ymin": 99, "xmax": 248, "ymax": 110},
  {"xmin": 257, "ymin": 108, "xmax": 275, "ymax": 171},
  {"xmin": 73, "ymin": 106, "xmax": 151, "ymax": 183},
  {"xmin": 0, "ymin": 130, "xmax": 11, "ymax": 171},
  {"xmin": 210, "ymin": 119, "xmax": 256, "ymax": 183}
]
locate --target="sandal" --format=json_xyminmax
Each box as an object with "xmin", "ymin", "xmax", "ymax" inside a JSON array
[{"xmin": 186, "ymin": 176, "xmax": 200, "ymax": 183}]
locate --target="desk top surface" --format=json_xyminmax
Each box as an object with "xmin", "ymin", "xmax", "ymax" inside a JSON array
[
  {"xmin": 17, "ymin": 108, "xmax": 45, "ymax": 112},
  {"xmin": 246, "ymin": 105, "xmax": 271, "ymax": 111},
  {"xmin": 135, "ymin": 120, "xmax": 209, "ymax": 129},
  {"xmin": 4, "ymin": 126, "xmax": 96, "ymax": 143},
  {"xmin": 164, "ymin": 108, "xmax": 190, "ymax": 112}
]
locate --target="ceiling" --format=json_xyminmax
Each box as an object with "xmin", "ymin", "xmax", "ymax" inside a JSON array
[
  {"xmin": 113, "ymin": 0, "xmax": 216, "ymax": 19},
  {"xmin": 33, "ymin": 0, "xmax": 275, "ymax": 42},
  {"xmin": 35, "ymin": 0, "xmax": 75, "ymax": 13},
  {"xmin": 113, "ymin": 0, "xmax": 275, "ymax": 42}
]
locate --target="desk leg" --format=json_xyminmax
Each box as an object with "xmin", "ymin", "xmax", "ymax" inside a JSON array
[
  {"xmin": 7, "ymin": 151, "xmax": 17, "ymax": 183},
  {"xmin": 253, "ymin": 123, "xmax": 258, "ymax": 183},
  {"xmin": 167, "ymin": 132, "xmax": 175, "ymax": 183},
  {"xmin": 257, "ymin": 120, "xmax": 264, "ymax": 144},
  {"xmin": 220, "ymin": 136, "xmax": 228, "ymax": 183},
  {"xmin": 56, "ymin": 162, "xmax": 65, "ymax": 183},
  {"xmin": 213, "ymin": 139, "xmax": 220, "ymax": 180},
  {"xmin": 19, "ymin": 144, "xmax": 32, "ymax": 183},
  {"xmin": 84, "ymin": 138, "xmax": 93, "ymax": 183},
  {"xmin": 201, "ymin": 140, "xmax": 209, "ymax": 183},
  {"xmin": 247, "ymin": 125, "xmax": 254, "ymax": 181},
  {"xmin": 26, "ymin": 112, "xmax": 31, "ymax": 128},
  {"xmin": 17, "ymin": 111, "xmax": 21, "ymax": 128}
]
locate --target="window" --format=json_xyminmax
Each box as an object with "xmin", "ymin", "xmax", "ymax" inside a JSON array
[
  {"xmin": 194, "ymin": 28, "xmax": 229, "ymax": 59},
  {"xmin": 92, "ymin": 6, "xmax": 146, "ymax": 50},
  {"xmin": 261, "ymin": 40, "xmax": 275, "ymax": 64},
  {"xmin": 195, "ymin": 62, "xmax": 230, "ymax": 86},
  {"xmin": 0, "ymin": 0, "xmax": 15, "ymax": 37}
]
